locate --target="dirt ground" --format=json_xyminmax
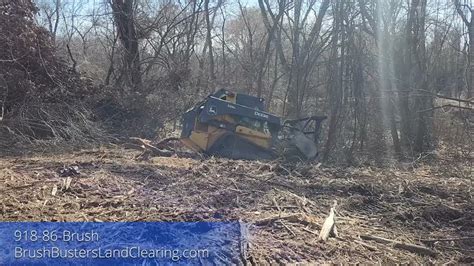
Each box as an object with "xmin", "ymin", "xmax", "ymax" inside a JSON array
[{"xmin": 0, "ymin": 146, "xmax": 472, "ymax": 264}]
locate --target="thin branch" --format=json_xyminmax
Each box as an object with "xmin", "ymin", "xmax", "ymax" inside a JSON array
[{"xmin": 418, "ymin": 104, "xmax": 473, "ymax": 113}]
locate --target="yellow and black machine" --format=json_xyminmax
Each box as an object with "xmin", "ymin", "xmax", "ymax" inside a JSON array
[{"xmin": 180, "ymin": 89, "xmax": 326, "ymax": 161}]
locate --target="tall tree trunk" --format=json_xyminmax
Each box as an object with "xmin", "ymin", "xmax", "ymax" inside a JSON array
[
  {"xmin": 287, "ymin": 0, "xmax": 302, "ymax": 118},
  {"xmin": 402, "ymin": 0, "xmax": 432, "ymax": 154},
  {"xmin": 322, "ymin": 0, "xmax": 343, "ymax": 162},
  {"xmin": 377, "ymin": 2, "xmax": 401, "ymax": 157},
  {"xmin": 412, "ymin": 0, "xmax": 432, "ymax": 153},
  {"xmin": 455, "ymin": 0, "xmax": 474, "ymax": 99},
  {"xmin": 204, "ymin": 0, "xmax": 215, "ymax": 81},
  {"xmin": 110, "ymin": 0, "xmax": 141, "ymax": 91},
  {"xmin": 468, "ymin": 21, "xmax": 474, "ymax": 99}
]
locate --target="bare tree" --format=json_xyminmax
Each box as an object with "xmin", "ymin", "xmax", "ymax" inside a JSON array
[
  {"xmin": 37, "ymin": 0, "xmax": 61, "ymax": 43},
  {"xmin": 258, "ymin": 0, "xmax": 330, "ymax": 118}
]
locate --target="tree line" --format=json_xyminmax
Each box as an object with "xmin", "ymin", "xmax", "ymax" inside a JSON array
[{"xmin": 2, "ymin": 0, "xmax": 472, "ymax": 162}]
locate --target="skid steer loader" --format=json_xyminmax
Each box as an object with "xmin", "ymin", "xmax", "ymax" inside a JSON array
[{"xmin": 180, "ymin": 89, "xmax": 326, "ymax": 161}]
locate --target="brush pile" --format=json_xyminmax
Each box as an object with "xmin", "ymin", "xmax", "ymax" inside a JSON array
[{"xmin": 0, "ymin": 1, "xmax": 100, "ymax": 150}]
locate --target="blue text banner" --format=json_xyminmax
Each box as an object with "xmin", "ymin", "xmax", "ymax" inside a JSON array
[{"xmin": 0, "ymin": 222, "xmax": 243, "ymax": 265}]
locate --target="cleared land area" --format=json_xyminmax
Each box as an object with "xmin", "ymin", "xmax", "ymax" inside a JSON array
[{"xmin": 1, "ymin": 147, "xmax": 472, "ymax": 264}]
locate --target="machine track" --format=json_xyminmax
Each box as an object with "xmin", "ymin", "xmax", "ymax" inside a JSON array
[{"xmin": 206, "ymin": 133, "xmax": 276, "ymax": 160}]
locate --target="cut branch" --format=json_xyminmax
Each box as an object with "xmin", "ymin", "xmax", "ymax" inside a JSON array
[{"xmin": 360, "ymin": 235, "xmax": 438, "ymax": 257}]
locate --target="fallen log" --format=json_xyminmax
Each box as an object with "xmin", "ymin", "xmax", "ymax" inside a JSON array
[
  {"xmin": 129, "ymin": 137, "xmax": 175, "ymax": 157},
  {"xmin": 420, "ymin": 237, "xmax": 474, "ymax": 243},
  {"xmin": 254, "ymin": 214, "xmax": 301, "ymax": 226},
  {"xmin": 360, "ymin": 234, "xmax": 437, "ymax": 257},
  {"xmin": 127, "ymin": 137, "xmax": 200, "ymax": 159}
]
